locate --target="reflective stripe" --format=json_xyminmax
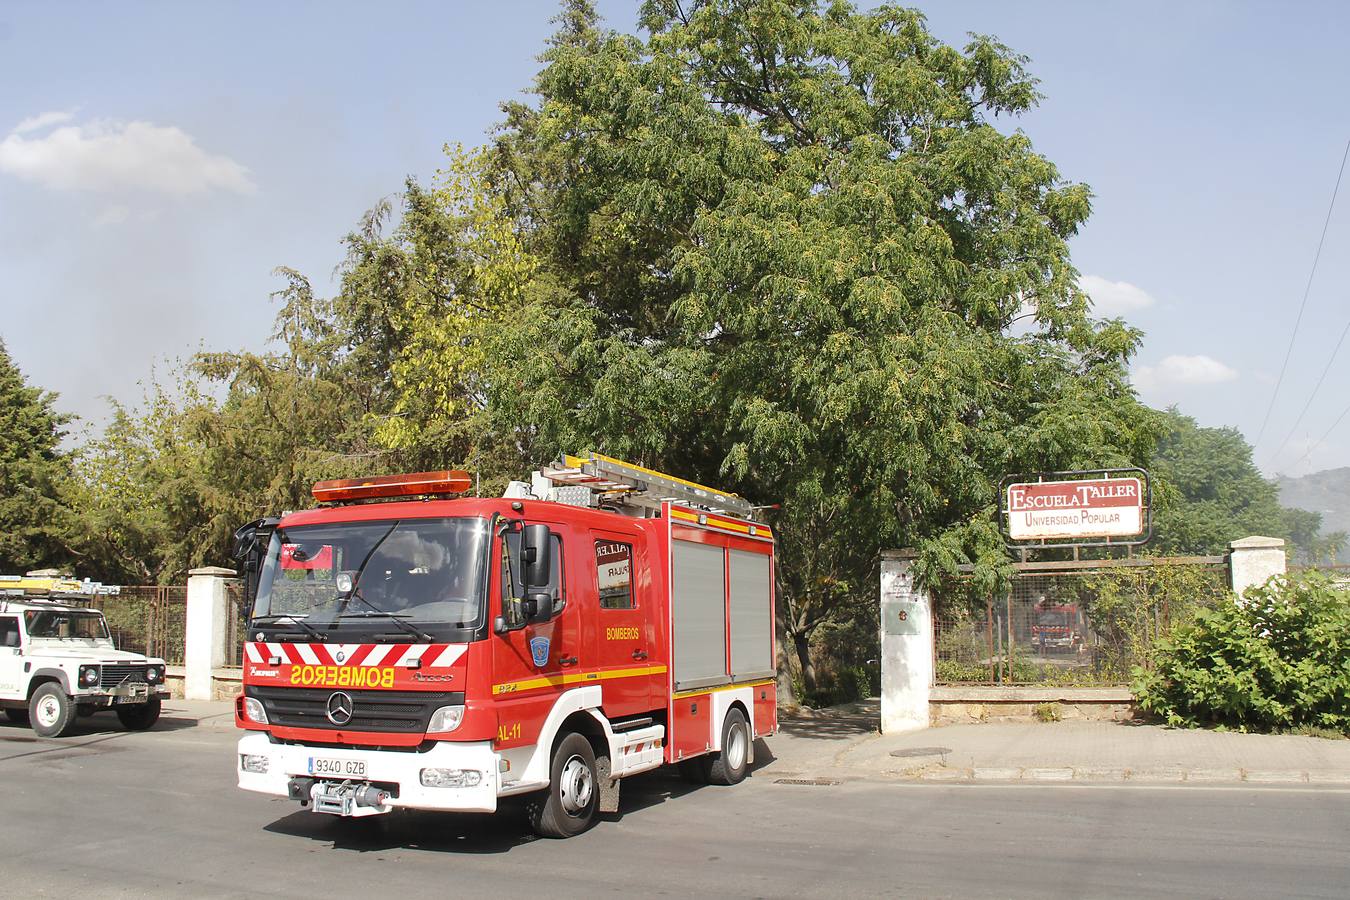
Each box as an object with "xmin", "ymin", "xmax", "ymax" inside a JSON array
[
  {"xmin": 670, "ymin": 678, "xmax": 775, "ymax": 700},
  {"xmin": 492, "ymin": 665, "xmax": 668, "ymax": 696}
]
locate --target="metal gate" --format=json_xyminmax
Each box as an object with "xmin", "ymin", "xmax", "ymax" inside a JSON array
[{"xmin": 933, "ymin": 556, "xmax": 1229, "ymax": 686}]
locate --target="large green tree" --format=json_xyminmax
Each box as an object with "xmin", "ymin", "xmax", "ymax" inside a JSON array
[
  {"xmin": 0, "ymin": 339, "xmax": 72, "ymax": 572},
  {"xmin": 1149, "ymin": 407, "xmax": 1343, "ymax": 560},
  {"xmin": 463, "ymin": 1, "xmax": 1158, "ymax": 692}
]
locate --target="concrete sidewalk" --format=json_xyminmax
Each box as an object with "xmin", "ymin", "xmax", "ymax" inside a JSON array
[
  {"xmin": 768, "ymin": 699, "xmax": 1350, "ymax": 785},
  {"xmin": 156, "ymin": 698, "xmax": 1350, "ymax": 786}
]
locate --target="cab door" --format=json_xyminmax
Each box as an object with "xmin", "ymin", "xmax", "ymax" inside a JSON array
[
  {"xmin": 490, "ymin": 527, "xmax": 573, "ymax": 751},
  {"xmin": 0, "ymin": 615, "xmax": 23, "ymax": 700},
  {"xmin": 591, "ymin": 533, "xmax": 657, "ymax": 718}
]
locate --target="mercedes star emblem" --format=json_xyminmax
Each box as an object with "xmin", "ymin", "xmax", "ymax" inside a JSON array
[{"xmin": 326, "ymin": 691, "xmax": 354, "ymax": 726}]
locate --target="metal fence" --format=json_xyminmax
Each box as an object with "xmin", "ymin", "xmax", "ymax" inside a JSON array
[
  {"xmin": 86, "ymin": 586, "xmax": 188, "ymax": 665},
  {"xmin": 86, "ymin": 581, "xmax": 249, "ymax": 668},
  {"xmin": 934, "ymin": 557, "xmax": 1230, "ymax": 686}
]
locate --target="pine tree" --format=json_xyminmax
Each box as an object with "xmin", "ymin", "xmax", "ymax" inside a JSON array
[{"xmin": 0, "ymin": 339, "xmax": 72, "ymax": 572}]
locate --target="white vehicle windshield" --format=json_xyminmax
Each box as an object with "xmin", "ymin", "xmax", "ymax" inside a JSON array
[
  {"xmin": 251, "ymin": 516, "xmax": 490, "ymax": 635},
  {"xmin": 24, "ymin": 610, "xmax": 110, "ymax": 640}
]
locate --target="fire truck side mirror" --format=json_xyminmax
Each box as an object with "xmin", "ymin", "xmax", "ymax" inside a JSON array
[
  {"xmin": 521, "ymin": 524, "xmax": 552, "ymax": 590},
  {"xmin": 524, "ymin": 592, "xmax": 553, "ymax": 625}
]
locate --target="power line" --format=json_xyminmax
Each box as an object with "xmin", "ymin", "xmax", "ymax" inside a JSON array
[
  {"xmin": 1252, "ymin": 138, "xmax": 1350, "ymax": 449},
  {"xmin": 1265, "ymin": 314, "xmax": 1350, "ymax": 468},
  {"xmin": 1286, "ymin": 396, "xmax": 1350, "ymax": 474}
]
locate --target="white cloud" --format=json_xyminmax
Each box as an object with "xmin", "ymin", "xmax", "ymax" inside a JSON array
[
  {"xmin": 13, "ymin": 110, "xmax": 76, "ymax": 134},
  {"xmin": 1081, "ymin": 275, "xmax": 1156, "ymax": 315},
  {"xmin": 1134, "ymin": 354, "xmax": 1239, "ymax": 392},
  {"xmin": 0, "ymin": 114, "xmax": 255, "ymax": 196}
]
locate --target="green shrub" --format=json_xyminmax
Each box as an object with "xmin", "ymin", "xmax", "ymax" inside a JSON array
[
  {"xmin": 1033, "ymin": 703, "xmax": 1062, "ymax": 723},
  {"xmin": 1133, "ymin": 573, "xmax": 1350, "ymax": 733}
]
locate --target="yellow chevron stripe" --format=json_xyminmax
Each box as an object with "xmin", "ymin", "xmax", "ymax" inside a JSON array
[{"xmin": 492, "ymin": 664, "xmax": 668, "ymax": 696}]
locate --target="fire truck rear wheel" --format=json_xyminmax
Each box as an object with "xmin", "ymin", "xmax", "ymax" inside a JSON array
[
  {"xmin": 528, "ymin": 732, "xmax": 599, "ymax": 838},
  {"xmin": 706, "ymin": 708, "xmax": 750, "ymax": 786},
  {"xmin": 116, "ymin": 696, "xmax": 162, "ymax": 731},
  {"xmin": 29, "ymin": 683, "xmax": 76, "ymax": 738}
]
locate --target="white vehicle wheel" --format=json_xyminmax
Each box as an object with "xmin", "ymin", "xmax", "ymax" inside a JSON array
[{"xmin": 29, "ymin": 683, "xmax": 76, "ymax": 738}]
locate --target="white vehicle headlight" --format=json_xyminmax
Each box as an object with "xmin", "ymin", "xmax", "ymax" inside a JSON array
[
  {"xmin": 240, "ymin": 754, "xmax": 270, "ymax": 774},
  {"xmin": 420, "ymin": 768, "xmax": 482, "ymax": 788},
  {"xmin": 243, "ymin": 696, "xmax": 268, "ymax": 725},
  {"xmin": 427, "ymin": 705, "xmax": 464, "ymax": 733},
  {"xmin": 80, "ymin": 666, "xmax": 100, "ymax": 687}
]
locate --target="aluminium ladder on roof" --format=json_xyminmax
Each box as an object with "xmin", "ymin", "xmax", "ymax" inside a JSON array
[{"xmin": 537, "ymin": 451, "xmax": 755, "ymax": 517}]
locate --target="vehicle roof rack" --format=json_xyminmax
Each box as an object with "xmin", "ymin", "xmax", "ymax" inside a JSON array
[{"xmin": 536, "ymin": 452, "xmax": 755, "ymax": 517}]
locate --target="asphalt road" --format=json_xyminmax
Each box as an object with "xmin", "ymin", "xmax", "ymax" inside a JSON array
[{"xmin": 2, "ymin": 710, "xmax": 1348, "ymax": 899}]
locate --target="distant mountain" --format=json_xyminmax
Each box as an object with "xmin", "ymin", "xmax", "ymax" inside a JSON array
[{"xmin": 1276, "ymin": 467, "xmax": 1350, "ymax": 534}]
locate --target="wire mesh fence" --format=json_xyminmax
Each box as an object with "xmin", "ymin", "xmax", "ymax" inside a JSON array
[
  {"xmin": 934, "ymin": 559, "xmax": 1230, "ymax": 686},
  {"xmin": 85, "ymin": 581, "xmax": 250, "ymax": 668},
  {"xmin": 86, "ymin": 586, "xmax": 188, "ymax": 665}
]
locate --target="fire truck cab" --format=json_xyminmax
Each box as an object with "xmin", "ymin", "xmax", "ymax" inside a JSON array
[{"xmin": 234, "ymin": 454, "xmax": 777, "ymax": 837}]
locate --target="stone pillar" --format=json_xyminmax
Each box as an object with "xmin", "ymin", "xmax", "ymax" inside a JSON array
[
  {"xmin": 1228, "ymin": 536, "xmax": 1286, "ymax": 601},
  {"xmin": 185, "ymin": 566, "xmax": 236, "ymax": 701},
  {"xmin": 880, "ymin": 550, "xmax": 932, "ymax": 734}
]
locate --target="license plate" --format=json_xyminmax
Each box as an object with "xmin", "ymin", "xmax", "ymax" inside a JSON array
[{"xmin": 308, "ymin": 757, "xmax": 366, "ymax": 778}]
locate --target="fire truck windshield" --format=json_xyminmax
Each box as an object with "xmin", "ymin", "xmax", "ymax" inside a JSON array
[{"xmin": 252, "ymin": 516, "xmax": 490, "ymax": 639}]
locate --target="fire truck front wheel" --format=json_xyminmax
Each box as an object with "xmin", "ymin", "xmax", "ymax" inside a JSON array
[
  {"xmin": 29, "ymin": 683, "xmax": 76, "ymax": 738},
  {"xmin": 528, "ymin": 732, "xmax": 599, "ymax": 839}
]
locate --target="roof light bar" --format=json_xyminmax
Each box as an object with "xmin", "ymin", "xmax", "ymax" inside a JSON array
[{"xmin": 312, "ymin": 470, "xmax": 473, "ymax": 504}]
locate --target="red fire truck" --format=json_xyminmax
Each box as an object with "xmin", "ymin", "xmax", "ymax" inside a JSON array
[{"xmin": 233, "ymin": 453, "xmax": 777, "ymax": 837}]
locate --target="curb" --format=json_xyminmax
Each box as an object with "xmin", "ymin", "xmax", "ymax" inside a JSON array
[{"xmin": 894, "ymin": 765, "xmax": 1350, "ymax": 785}]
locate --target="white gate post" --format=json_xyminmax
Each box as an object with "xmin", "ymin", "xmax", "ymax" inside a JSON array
[
  {"xmin": 185, "ymin": 566, "xmax": 236, "ymax": 701},
  {"xmin": 1228, "ymin": 536, "xmax": 1286, "ymax": 601},
  {"xmin": 880, "ymin": 550, "xmax": 932, "ymax": 734}
]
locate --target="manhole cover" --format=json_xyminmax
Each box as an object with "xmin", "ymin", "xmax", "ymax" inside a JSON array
[
  {"xmin": 889, "ymin": 747, "xmax": 952, "ymax": 758},
  {"xmin": 774, "ymin": 778, "xmax": 841, "ymax": 786}
]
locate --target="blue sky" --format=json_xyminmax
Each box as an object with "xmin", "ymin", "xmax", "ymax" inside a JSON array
[{"xmin": 2, "ymin": 1, "xmax": 1348, "ymax": 477}]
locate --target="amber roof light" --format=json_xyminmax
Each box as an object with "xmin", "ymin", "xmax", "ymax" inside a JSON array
[{"xmin": 312, "ymin": 470, "xmax": 473, "ymax": 504}]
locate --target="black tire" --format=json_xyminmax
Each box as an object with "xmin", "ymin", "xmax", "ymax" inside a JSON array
[
  {"xmin": 4, "ymin": 708, "xmax": 29, "ymax": 725},
  {"xmin": 116, "ymin": 696, "xmax": 162, "ymax": 731},
  {"xmin": 527, "ymin": 732, "xmax": 599, "ymax": 838},
  {"xmin": 706, "ymin": 708, "xmax": 750, "ymax": 786},
  {"xmin": 29, "ymin": 683, "xmax": 76, "ymax": 738}
]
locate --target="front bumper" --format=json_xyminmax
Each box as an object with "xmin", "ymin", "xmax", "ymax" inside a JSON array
[
  {"xmin": 76, "ymin": 683, "xmax": 170, "ymax": 705},
  {"xmin": 237, "ymin": 732, "xmax": 500, "ymax": 813}
]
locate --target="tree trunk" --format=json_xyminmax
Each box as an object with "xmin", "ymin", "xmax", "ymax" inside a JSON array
[{"xmin": 792, "ymin": 630, "xmax": 818, "ymax": 700}]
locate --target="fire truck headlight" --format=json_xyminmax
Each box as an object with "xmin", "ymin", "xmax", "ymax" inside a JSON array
[
  {"xmin": 240, "ymin": 754, "xmax": 270, "ymax": 774},
  {"xmin": 420, "ymin": 768, "xmax": 482, "ymax": 788},
  {"xmin": 243, "ymin": 696, "xmax": 269, "ymax": 725},
  {"xmin": 427, "ymin": 705, "xmax": 464, "ymax": 733}
]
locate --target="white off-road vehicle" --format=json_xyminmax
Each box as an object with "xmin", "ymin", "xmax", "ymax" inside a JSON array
[{"xmin": 0, "ymin": 597, "xmax": 169, "ymax": 737}]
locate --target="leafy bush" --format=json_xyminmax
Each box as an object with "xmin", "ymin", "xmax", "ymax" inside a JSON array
[{"xmin": 1133, "ymin": 573, "xmax": 1350, "ymax": 732}]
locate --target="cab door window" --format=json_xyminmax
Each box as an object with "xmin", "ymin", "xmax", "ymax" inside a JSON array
[
  {"xmin": 595, "ymin": 541, "xmax": 634, "ymax": 610},
  {"xmin": 501, "ymin": 530, "xmax": 564, "ymax": 627}
]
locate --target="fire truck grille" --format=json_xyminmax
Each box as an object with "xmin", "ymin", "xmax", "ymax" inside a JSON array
[
  {"xmin": 245, "ymin": 686, "xmax": 464, "ymax": 734},
  {"xmin": 100, "ymin": 665, "xmax": 148, "ymax": 688}
]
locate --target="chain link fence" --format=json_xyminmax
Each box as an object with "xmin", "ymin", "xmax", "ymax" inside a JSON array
[{"xmin": 934, "ymin": 559, "xmax": 1230, "ymax": 686}]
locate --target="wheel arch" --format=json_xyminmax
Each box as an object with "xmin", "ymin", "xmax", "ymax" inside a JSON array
[{"xmin": 27, "ymin": 669, "xmax": 71, "ymax": 698}]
